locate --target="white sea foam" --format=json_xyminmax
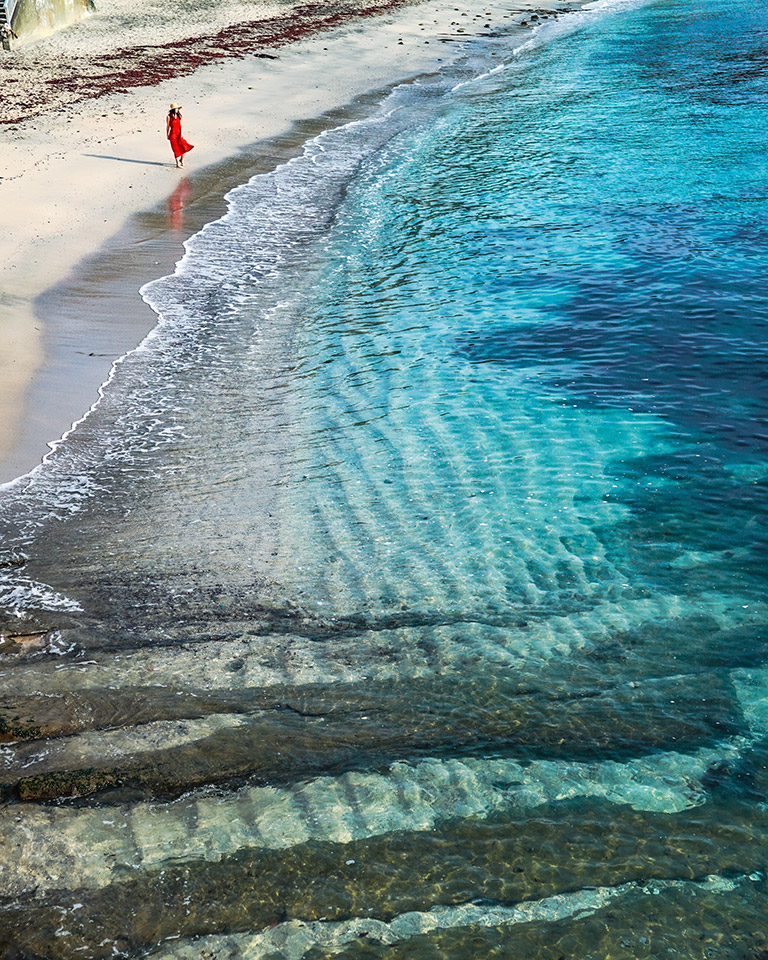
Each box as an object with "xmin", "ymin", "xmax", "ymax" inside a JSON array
[{"xmin": 0, "ymin": 578, "xmax": 82, "ymax": 617}]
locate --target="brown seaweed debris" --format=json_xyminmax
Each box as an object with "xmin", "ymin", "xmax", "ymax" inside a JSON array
[{"xmin": 1, "ymin": 0, "xmax": 421, "ymax": 125}]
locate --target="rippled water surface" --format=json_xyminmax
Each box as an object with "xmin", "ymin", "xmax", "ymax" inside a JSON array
[{"xmin": 2, "ymin": 0, "xmax": 768, "ymax": 956}]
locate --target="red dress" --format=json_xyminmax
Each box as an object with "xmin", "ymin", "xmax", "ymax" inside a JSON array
[{"xmin": 167, "ymin": 115, "xmax": 194, "ymax": 160}]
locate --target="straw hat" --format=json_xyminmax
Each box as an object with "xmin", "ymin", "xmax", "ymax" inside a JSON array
[{"xmin": 169, "ymin": 103, "xmax": 181, "ymax": 110}]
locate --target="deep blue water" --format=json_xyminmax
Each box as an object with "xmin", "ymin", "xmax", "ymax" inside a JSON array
[{"xmin": 1, "ymin": 0, "xmax": 768, "ymax": 956}]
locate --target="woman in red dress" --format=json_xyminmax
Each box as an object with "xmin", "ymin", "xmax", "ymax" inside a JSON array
[{"xmin": 166, "ymin": 104, "xmax": 194, "ymax": 168}]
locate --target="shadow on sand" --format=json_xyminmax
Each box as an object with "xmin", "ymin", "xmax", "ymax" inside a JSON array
[{"xmin": 84, "ymin": 154, "xmax": 169, "ymax": 167}]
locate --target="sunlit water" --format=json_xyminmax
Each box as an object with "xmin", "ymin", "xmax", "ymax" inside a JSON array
[{"xmin": 2, "ymin": 0, "xmax": 768, "ymax": 956}]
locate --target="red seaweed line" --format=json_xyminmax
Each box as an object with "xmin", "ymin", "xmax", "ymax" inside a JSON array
[{"xmin": 1, "ymin": 0, "xmax": 419, "ymax": 123}]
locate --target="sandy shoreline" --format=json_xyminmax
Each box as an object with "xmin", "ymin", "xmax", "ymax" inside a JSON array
[{"xmin": 0, "ymin": 0, "xmax": 578, "ymax": 484}]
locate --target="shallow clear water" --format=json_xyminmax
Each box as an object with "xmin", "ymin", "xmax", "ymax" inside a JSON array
[{"xmin": 2, "ymin": 0, "xmax": 768, "ymax": 956}]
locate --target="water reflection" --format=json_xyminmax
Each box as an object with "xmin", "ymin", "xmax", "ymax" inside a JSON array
[{"xmin": 166, "ymin": 177, "xmax": 191, "ymax": 231}]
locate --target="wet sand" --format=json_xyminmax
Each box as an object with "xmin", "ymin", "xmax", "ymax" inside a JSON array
[{"xmin": 0, "ymin": 0, "xmax": 580, "ymax": 483}]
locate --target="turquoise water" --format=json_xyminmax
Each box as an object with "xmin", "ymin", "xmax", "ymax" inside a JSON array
[{"xmin": 2, "ymin": 0, "xmax": 768, "ymax": 956}]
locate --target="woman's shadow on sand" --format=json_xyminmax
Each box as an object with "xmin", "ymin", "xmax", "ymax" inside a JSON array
[{"xmin": 84, "ymin": 154, "xmax": 169, "ymax": 167}]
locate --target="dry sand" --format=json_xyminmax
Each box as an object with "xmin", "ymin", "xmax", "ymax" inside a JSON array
[{"xmin": 0, "ymin": 0, "xmax": 576, "ymax": 483}]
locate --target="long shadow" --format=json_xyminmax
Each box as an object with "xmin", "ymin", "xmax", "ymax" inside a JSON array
[{"xmin": 83, "ymin": 154, "xmax": 169, "ymax": 167}]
